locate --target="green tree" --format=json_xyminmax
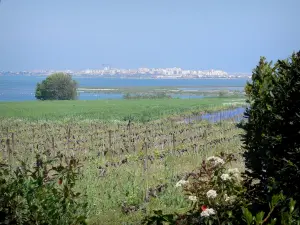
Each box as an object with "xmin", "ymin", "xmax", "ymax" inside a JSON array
[
  {"xmin": 241, "ymin": 51, "xmax": 300, "ymax": 207},
  {"xmin": 35, "ymin": 73, "xmax": 78, "ymax": 100}
]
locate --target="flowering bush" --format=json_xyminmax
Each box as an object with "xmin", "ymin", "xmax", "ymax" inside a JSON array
[
  {"xmin": 143, "ymin": 153, "xmax": 300, "ymax": 225},
  {"xmin": 175, "ymin": 153, "xmax": 246, "ymax": 224},
  {"xmin": 143, "ymin": 153, "xmax": 246, "ymax": 224}
]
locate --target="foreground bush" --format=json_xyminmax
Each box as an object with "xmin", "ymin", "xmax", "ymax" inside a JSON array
[
  {"xmin": 0, "ymin": 152, "xmax": 87, "ymax": 225},
  {"xmin": 143, "ymin": 154, "xmax": 300, "ymax": 224},
  {"xmin": 143, "ymin": 153, "xmax": 244, "ymax": 224},
  {"xmin": 241, "ymin": 51, "xmax": 300, "ymax": 206},
  {"xmin": 176, "ymin": 153, "xmax": 245, "ymax": 224}
]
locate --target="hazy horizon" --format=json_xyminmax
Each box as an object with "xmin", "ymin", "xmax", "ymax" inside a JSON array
[{"xmin": 0, "ymin": 0, "xmax": 299, "ymax": 73}]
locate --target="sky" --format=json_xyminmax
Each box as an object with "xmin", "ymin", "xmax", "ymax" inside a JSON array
[{"xmin": 0, "ymin": 0, "xmax": 299, "ymax": 73}]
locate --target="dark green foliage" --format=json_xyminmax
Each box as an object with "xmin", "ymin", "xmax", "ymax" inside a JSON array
[
  {"xmin": 242, "ymin": 194, "xmax": 300, "ymax": 225},
  {"xmin": 35, "ymin": 73, "xmax": 78, "ymax": 100},
  {"xmin": 142, "ymin": 210, "xmax": 176, "ymax": 225},
  {"xmin": 0, "ymin": 152, "xmax": 87, "ymax": 225},
  {"xmin": 241, "ymin": 51, "xmax": 300, "ymax": 206}
]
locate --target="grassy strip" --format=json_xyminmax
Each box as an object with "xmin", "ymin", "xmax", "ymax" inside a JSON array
[
  {"xmin": 0, "ymin": 98, "xmax": 244, "ymax": 122},
  {"xmin": 78, "ymin": 85, "xmax": 245, "ymax": 97}
]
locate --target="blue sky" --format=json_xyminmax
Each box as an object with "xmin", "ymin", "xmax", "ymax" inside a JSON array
[{"xmin": 0, "ymin": 0, "xmax": 299, "ymax": 72}]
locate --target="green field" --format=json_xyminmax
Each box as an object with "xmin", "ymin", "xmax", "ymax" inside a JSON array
[{"xmin": 0, "ymin": 98, "xmax": 245, "ymax": 122}]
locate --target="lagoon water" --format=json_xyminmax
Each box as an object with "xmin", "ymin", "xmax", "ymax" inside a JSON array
[
  {"xmin": 0, "ymin": 75, "xmax": 248, "ymax": 102},
  {"xmin": 184, "ymin": 107, "xmax": 246, "ymax": 124}
]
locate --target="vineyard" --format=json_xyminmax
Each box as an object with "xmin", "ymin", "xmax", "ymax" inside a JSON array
[{"xmin": 0, "ymin": 99, "xmax": 246, "ymax": 224}]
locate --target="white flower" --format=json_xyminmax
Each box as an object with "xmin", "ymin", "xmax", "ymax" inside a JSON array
[
  {"xmin": 228, "ymin": 168, "xmax": 239, "ymax": 174},
  {"xmin": 224, "ymin": 194, "xmax": 230, "ymax": 202},
  {"xmin": 201, "ymin": 208, "xmax": 216, "ymax": 217},
  {"xmin": 188, "ymin": 195, "xmax": 197, "ymax": 202},
  {"xmin": 206, "ymin": 190, "xmax": 217, "ymax": 199},
  {"xmin": 221, "ymin": 173, "xmax": 231, "ymax": 181},
  {"xmin": 175, "ymin": 180, "xmax": 189, "ymax": 187},
  {"xmin": 206, "ymin": 156, "xmax": 225, "ymax": 166},
  {"xmin": 201, "ymin": 210, "xmax": 210, "ymax": 217},
  {"xmin": 207, "ymin": 208, "xmax": 216, "ymax": 215}
]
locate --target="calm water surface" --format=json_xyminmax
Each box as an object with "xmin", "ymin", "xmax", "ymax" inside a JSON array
[
  {"xmin": 184, "ymin": 107, "xmax": 246, "ymax": 123},
  {"xmin": 0, "ymin": 75, "xmax": 248, "ymax": 101}
]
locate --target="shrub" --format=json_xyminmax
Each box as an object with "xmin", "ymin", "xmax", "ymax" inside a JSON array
[
  {"xmin": 143, "ymin": 154, "xmax": 300, "ymax": 225},
  {"xmin": 240, "ymin": 51, "xmax": 300, "ymax": 207},
  {"xmin": 143, "ymin": 153, "xmax": 246, "ymax": 224},
  {"xmin": 0, "ymin": 152, "xmax": 87, "ymax": 225},
  {"xmin": 35, "ymin": 73, "xmax": 78, "ymax": 100}
]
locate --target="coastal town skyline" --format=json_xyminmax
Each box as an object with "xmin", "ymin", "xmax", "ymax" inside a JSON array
[{"xmin": 1, "ymin": 66, "xmax": 250, "ymax": 79}]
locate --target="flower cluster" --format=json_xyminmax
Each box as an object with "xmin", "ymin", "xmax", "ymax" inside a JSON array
[
  {"xmin": 201, "ymin": 207, "xmax": 216, "ymax": 217},
  {"xmin": 188, "ymin": 195, "xmax": 197, "ymax": 202},
  {"xmin": 206, "ymin": 190, "xmax": 217, "ymax": 199},
  {"xmin": 174, "ymin": 154, "xmax": 243, "ymax": 222},
  {"xmin": 228, "ymin": 168, "xmax": 239, "ymax": 174},
  {"xmin": 221, "ymin": 168, "xmax": 240, "ymax": 181},
  {"xmin": 220, "ymin": 173, "xmax": 230, "ymax": 181},
  {"xmin": 228, "ymin": 168, "xmax": 239, "ymax": 178},
  {"xmin": 206, "ymin": 156, "xmax": 225, "ymax": 166}
]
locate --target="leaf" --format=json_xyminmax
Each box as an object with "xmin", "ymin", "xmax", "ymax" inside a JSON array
[
  {"xmin": 242, "ymin": 207, "xmax": 254, "ymax": 225},
  {"xmin": 289, "ymin": 198, "xmax": 296, "ymax": 213},
  {"xmin": 280, "ymin": 212, "xmax": 290, "ymax": 225},
  {"xmin": 227, "ymin": 210, "xmax": 233, "ymax": 218},
  {"xmin": 267, "ymin": 218, "xmax": 277, "ymax": 225},
  {"xmin": 255, "ymin": 211, "xmax": 265, "ymax": 224},
  {"xmin": 271, "ymin": 193, "xmax": 284, "ymax": 209}
]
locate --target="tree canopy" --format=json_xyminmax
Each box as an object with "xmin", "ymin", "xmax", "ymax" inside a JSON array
[{"xmin": 35, "ymin": 73, "xmax": 78, "ymax": 100}]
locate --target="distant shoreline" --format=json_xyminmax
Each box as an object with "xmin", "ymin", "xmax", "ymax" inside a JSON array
[
  {"xmin": 0, "ymin": 74, "xmax": 250, "ymax": 80},
  {"xmin": 0, "ymin": 75, "xmax": 247, "ymax": 101}
]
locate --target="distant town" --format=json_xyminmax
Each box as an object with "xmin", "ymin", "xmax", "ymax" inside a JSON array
[{"xmin": 0, "ymin": 67, "xmax": 250, "ymax": 79}]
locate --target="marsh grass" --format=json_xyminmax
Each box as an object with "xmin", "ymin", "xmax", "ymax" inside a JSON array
[{"xmin": 0, "ymin": 98, "xmax": 244, "ymax": 121}]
